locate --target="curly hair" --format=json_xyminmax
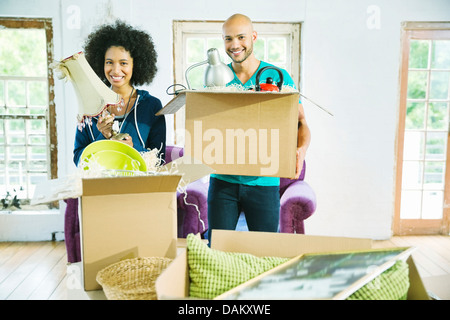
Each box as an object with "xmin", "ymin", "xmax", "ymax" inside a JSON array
[{"xmin": 83, "ymin": 20, "xmax": 157, "ymax": 86}]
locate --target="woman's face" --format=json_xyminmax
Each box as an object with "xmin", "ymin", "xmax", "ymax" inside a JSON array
[{"xmin": 104, "ymin": 46, "xmax": 134, "ymax": 91}]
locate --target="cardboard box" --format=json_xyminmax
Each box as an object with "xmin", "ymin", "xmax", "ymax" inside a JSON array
[
  {"xmin": 157, "ymin": 90, "xmax": 299, "ymax": 178},
  {"xmin": 31, "ymin": 156, "xmax": 214, "ymax": 291},
  {"xmin": 155, "ymin": 230, "xmax": 430, "ymax": 300},
  {"xmin": 79, "ymin": 174, "xmax": 179, "ymax": 291}
]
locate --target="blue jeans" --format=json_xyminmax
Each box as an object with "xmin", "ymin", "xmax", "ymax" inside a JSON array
[{"xmin": 207, "ymin": 177, "xmax": 280, "ymax": 244}]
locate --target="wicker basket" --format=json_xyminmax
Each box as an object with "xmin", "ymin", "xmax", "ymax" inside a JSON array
[{"xmin": 96, "ymin": 257, "xmax": 173, "ymax": 300}]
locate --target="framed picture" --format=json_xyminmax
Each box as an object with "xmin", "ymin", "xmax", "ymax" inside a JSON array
[{"xmin": 216, "ymin": 247, "xmax": 415, "ymax": 300}]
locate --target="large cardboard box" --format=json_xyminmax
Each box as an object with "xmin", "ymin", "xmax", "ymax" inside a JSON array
[
  {"xmin": 157, "ymin": 90, "xmax": 299, "ymax": 178},
  {"xmin": 155, "ymin": 230, "xmax": 430, "ymax": 300},
  {"xmin": 80, "ymin": 175, "xmax": 179, "ymax": 291}
]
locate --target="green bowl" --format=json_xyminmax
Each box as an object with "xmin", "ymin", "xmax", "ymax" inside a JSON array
[{"xmin": 79, "ymin": 140, "xmax": 147, "ymax": 171}]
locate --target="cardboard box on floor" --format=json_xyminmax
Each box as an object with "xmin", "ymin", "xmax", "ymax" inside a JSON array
[
  {"xmin": 157, "ymin": 90, "xmax": 299, "ymax": 179},
  {"xmin": 79, "ymin": 156, "xmax": 214, "ymax": 291},
  {"xmin": 155, "ymin": 230, "xmax": 430, "ymax": 300}
]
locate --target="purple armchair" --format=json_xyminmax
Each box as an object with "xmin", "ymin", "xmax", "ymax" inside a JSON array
[
  {"xmin": 279, "ymin": 162, "xmax": 317, "ymax": 233},
  {"xmin": 64, "ymin": 198, "xmax": 81, "ymax": 263}
]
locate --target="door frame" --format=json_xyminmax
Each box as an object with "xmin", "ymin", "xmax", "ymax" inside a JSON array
[{"xmin": 393, "ymin": 22, "xmax": 450, "ymax": 235}]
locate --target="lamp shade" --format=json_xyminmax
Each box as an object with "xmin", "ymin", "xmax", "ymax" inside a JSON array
[
  {"xmin": 185, "ymin": 48, "xmax": 234, "ymax": 89},
  {"xmin": 204, "ymin": 48, "xmax": 234, "ymax": 87},
  {"xmin": 53, "ymin": 51, "xmax": 122, "ymax": 125}
]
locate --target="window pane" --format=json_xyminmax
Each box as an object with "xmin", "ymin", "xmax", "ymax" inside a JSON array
[
  {"xmin": 29, "ymin": 119, "xmax": 46, "ymax": 133},
  {"xmin": 187, "ymin": 64, "xmax": 206, "ymax": 89},
  {"xmin": 187, "ymin": 38, "xmax": 205, "ymax": 64},
  {"xmin": 409, "ymin": 40, "xmax": 429, "ymax": 69},
  {"xmin": 407, "ymin": 71, "xmax": 428, "ymax": 99},
  {"xmin": 7, "ymin": 133, "xmax": 25, "ymax": 145},
  {"xmin": 423, "ymin": 161, "xmax": 445, "ymax": 190},
  {"xmin": 429, "ymin": 71, "xmax": 449, "ymax": 99},
  {"xmin": 0, "ymin": 29, "xmax": 47, "ymax": 77},
  {"xmin": 0, "ymin": 80, "xmax": 4, "ymax": 106},
  {"xmin": 403, "ymin": 131, "xmax": 424, "ymax": 160},
  {"xmin": 268, "ymin": 38, "xmax": 286, "ymax": 63},
  {"xmin": 7, "ymin": 80, "xmax": 26, "ymax": 106},
  {"xmin": 422, "ymin": 191, "xmax": 443, "ymax": 219},
  {"xmin": 28, "ymin": 135, "xmax": 46, "ymax": 145},
  {"xmin": 400, "ymin": 190, "xmax": 422, "ymax": 219},
  {"xmin": 431, "ymin": 40, "xmax": 450, "ymax": 69},
  {"xmin": 401, "ymin": 161, "xmax": 422, "ymax": 189},
  {"xmin": 405, "ymin": 101, "xmax": 425, "ymax": 129},
  {"xmin": 28, "ymin": 81, "xmax": 47, "ymax": 107},
  {"xmin": 254, "ymin": 38, "xmax": 265, "ymax": 61},
  {"xmin": 6, "ymin": 119, "xmax": 25, "ymax": 133},
  {"xmin": 427, "ymin": 102, "xmax": 448, "ymax": 130},
  {"xmin": 8, "ymin": 146, "xmax": 25, "ymax": 161},
  {"xmin": 29, "ymin": 146, "xmax": 46, "ymax": 161},
  {"xmin": 425, "ymin": 132, "xmax": 446, "ymax": 160}
]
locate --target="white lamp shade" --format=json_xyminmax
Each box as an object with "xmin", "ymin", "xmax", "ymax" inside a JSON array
[{"xmin": 53, "ymin": 52, "xmax": 121, "ymax": 124}]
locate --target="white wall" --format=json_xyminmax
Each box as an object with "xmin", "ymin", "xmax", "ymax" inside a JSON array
[{"xmin": 1, "ymin": 0, "xmax": 449, "ymax": 240}]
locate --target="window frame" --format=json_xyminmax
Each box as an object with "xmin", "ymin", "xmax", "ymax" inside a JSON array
[{"xmin": 0, "ymin": 17, "xmax": 58, "ymax": 209}]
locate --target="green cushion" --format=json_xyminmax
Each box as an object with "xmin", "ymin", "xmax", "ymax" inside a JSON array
[
  {"xmin": 187, "ymin": 234, "xmax": 410, "ymax": 300},
  {"xmin": 347, "ymin": 260, "xmax": 410, "ymax": 300},
  {"xmin": 187, "ymin": 234, "xmax": 289, "ymax": 299}
]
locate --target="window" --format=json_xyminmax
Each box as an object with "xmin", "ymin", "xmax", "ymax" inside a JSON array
[
  {"xmin": 172, "ymin": 20, "xmax": 301, "ymax": 145},
  {"xmin": 0, "ymin": 18, "xmax": 57, "ymax": 210},
  {"xmin": 394, "ymin": 22, "xmax": 450, "ymax": 235}
]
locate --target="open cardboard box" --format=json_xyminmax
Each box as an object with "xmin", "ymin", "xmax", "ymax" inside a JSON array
[
  {"xmin": 155, "ymin": 230, "xmax": 430, "ymax": 300},
  {"xmin": 157, "ymin": 90, "xmax": 299, "ymax": 178},
  {"xmin": 31, "ymin": 156, "xmax": 214, "ymax": 291}
]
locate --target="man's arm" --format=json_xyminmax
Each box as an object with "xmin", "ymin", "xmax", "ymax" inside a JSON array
[{"xmin": 295, "ymin": 102, "xmax": 311, "ymax": 179}]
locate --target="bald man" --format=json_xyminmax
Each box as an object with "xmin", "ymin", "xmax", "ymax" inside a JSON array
[{"xmin": 207, "ymin": 14, "xmax": 311, "ymax": 244}]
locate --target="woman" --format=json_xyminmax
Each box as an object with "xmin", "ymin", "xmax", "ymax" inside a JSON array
[{"xmin": 73, "ymin": 20, "xmax": 166, "ymax": 166}]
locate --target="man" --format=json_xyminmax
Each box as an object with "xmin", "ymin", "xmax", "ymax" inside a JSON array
[{"xmin": 207, "ymin": 14, "xmax": 311, "ymax": 243}]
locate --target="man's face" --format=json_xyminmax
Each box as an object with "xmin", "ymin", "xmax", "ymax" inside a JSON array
[{"xmin": 223, "ymin": 22, "xmax": 256, "ymax": 64}]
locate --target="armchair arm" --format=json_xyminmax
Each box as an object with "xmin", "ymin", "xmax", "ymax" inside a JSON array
[{"xmin": 279, "ymin": 180, "xmax": 317, "ymax": 234}]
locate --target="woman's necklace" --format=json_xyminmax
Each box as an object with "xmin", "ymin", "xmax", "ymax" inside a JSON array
[{"xmin": 112, "ymin": 87, "xmax": 134, "ymax": 135}]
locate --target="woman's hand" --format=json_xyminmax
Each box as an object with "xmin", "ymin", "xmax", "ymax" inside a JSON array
[
  {"xmin": 111, "ymin": 133, "xmax": 133, "ymax": 148},
  {"xmin": 97, "ymin": 112, "xmax": 115, "ymax": 139}
]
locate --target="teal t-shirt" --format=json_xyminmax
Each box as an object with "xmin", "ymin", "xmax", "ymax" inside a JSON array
[{"xmin": 211, "ymin": 61, "xmax": 297, "ymax": 186}]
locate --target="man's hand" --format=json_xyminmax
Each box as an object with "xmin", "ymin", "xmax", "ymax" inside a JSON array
[{"xmin": 295, "ymin": 146, "xmax": 307, "ymax": 179}]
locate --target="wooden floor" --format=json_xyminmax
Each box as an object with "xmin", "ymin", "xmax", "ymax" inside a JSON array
[{"xmin": 1, "ymin": 235, "xmax": 450, "ymax": 300}]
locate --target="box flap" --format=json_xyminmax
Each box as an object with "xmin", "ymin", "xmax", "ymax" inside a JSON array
[
  {"xmin": 406, "ymin": 255, "xmax": 431, "ymax": 300},
  {"xmin": 163, "ymin": 155, "xmax": 215, "ymax": 185},
  {"xmin": 155, "ymin": 249, "xmax": 189, "ymax": 299},
  {"xmin": 156, "ymin": 91, "xmax": 186, "ymax": 115},
  {"xmin": 156, "ymin": 90, "xmax": 300, "ymax": 116},
  {"xmin": 211, "ymin": 230, "xmax": 372, "ymax": 258},
  {"xmin": 31, "ymin": 174, "xmax": 82, "ymax": 205},
  {"xmin": 82, "ymin": 174, "xmax": 182, "ymax": 196}
]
